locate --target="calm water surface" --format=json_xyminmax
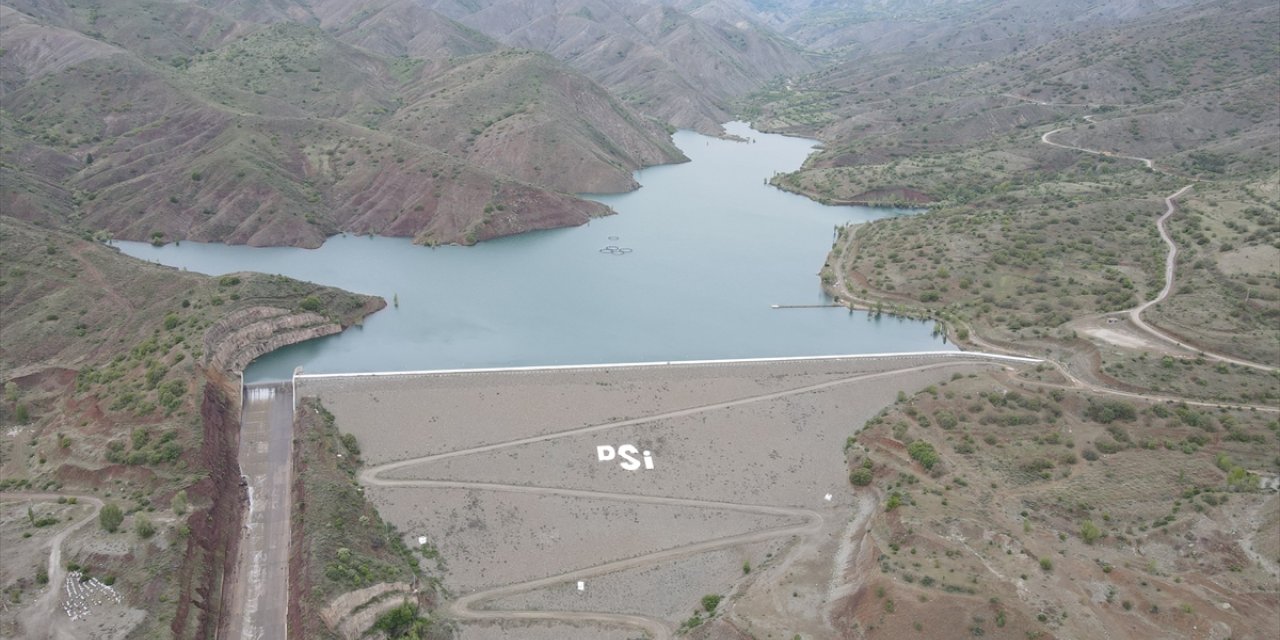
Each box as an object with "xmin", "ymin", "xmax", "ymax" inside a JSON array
[{"xmin": 117, "ymin": 122, "xmax": 950, "ymax": 381}]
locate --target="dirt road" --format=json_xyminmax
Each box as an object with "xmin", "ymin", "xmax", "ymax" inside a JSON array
[
  {"xmin": 1041, "ymin": 119, "xmax": 1273, "ymax": 371},
  {"xmin": 2, "ymin": 493, "xmax": 103, "ymax": 640},
  {"xmin": 225, "ymin": 382, "xmax": 293, "ymax": 640}
]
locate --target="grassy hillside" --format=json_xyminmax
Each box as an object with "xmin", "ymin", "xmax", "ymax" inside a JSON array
[
  {"xmin": 0, "ymin": 216, "xmax": 380, "ymax": 636},
  {"xmin": 419, "ymin": 0, "xmax": 817, "ymax": 132},
  {"xmin": 833, "ymin": 371, "xmax": 1279, "ymax": 640},
  {"xmin": 741, "ymin": 0, "xmax": 1279, "ymax": 378},
  {"xmin": 0, "ymin": 0, "xmax": 684, "ymax": 248}
]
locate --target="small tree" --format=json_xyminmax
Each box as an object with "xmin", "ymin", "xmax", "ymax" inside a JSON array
[
  {"xmin": 99, "ymin": 503, "xmax": 123, "ymax": 533},
  {"xmin": 850, "ymin": 467, "xmax": 873, "ymax": 486}
]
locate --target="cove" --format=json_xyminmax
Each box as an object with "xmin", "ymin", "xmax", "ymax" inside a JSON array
[{"xmin": 116, "ymin": 122, "xmax": 952, "ymax": 382}]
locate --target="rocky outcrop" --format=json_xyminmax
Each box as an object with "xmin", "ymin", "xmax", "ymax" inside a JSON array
[
  {"xmin": 202, "ymin": 306, "xmax": 344, "ymax": 373},
  {"xmin": 320, "ymin": 582, "xmax": 417, "ymax": 640}
]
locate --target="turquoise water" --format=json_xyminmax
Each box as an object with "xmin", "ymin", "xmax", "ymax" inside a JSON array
[{"xmin": 116, "ymin": 122, "xmax": 949, "ymax": 381}]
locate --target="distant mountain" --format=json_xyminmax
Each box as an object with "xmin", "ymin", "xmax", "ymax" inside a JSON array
[
  {"xmin": 417, "ymin": 0, "xmax": 817, "ymax": 132},
  {"xmin": 0, "ymin": 1, "xmax": 684, "ymax": 247},
  {"xmin": 734, "ymin": 0, "xmax": 1201, "ymax": 54},
  {"xmin": 742, "ymin": 0, "xmax": 1277, "ymax": 181}
]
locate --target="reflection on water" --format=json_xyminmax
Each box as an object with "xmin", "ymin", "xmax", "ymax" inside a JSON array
[{"xmin": 117, "ymin": 122, "xmax": 949, "ymax": 381}]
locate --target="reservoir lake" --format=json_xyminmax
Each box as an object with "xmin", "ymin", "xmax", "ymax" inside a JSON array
[{"xmin": 116, "ymin": 122, "xmax": 952, "ymax": 382}]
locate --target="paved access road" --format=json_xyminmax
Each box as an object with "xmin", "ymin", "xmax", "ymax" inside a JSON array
[{"xmin": 225, "ymin": 382, "xmax": 293, "ymax": 640}]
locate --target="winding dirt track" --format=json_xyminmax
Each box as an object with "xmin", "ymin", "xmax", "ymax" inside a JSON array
[
  {"xmin": 826, "ymin": 116, "xmax": 1277, "ymax": 408},
  {"xmin": 1, "ymin": 492, "xmax": 104, "ymax": 640},
  {"xmin": 1041, "ymin": 119, "xmax": 1273, "ymax": 372},
  {"xmin": 360, "ymin": 360, "xmax": 997, "ymax": 638}
]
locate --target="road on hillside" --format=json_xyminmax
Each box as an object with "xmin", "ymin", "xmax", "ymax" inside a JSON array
[
  {"xmin": 225, "ymin": 382, "xmax": 293, "ymax": 640},
  {"xmin": 1041, "ymin": 119, "xmax": 1273, "ymax": 371}
]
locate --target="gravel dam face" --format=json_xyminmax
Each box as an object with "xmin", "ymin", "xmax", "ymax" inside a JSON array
[{"xmin": 298, "ymin": 354, "xmax": 1015, "ymax": 639}]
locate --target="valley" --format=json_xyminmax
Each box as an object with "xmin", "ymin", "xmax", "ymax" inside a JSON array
[{"xmin": 1, "ymin": 1, "xmax": 1277, "ymax": 639}]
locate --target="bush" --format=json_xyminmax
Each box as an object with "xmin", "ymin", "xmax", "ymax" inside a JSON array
[
  {"xmin": 135, "ymin": 515, "xmax": 156, "ymax": 539},
  {"xmin": 1080, "ymin": 520, "xmax": 1101, "ymax": 544},
  {"xmin": 885, "ymin": 492, "xmax": 904, "ymax": 511},
  {"xmin": 1084, "ymin": 400, "xmax": 1137, "ymax": 424},
  {"xmin": 171, "ymin": 490, "xmax": 188, "ymax": 516},
  {"xmin": 1094, "ymin": 438, "xmax": 1122, "ymax": 454},
  {"xmin": 907, "ymin": 441, "xmax": 940, "ymax": 470},
  {"xmin": 340, "ymin": 433, "xmax": 361, "ymax": 457},
  {"xmin": 850, "ymin": 467, "xmax": 873, "ymax": 486},
  {"xmin": 99, "ymin": 504, "xmax": 123, "ymax": 533},
  {"xmin": 1040, "ymin": 557, "xmax": 1053, "ymax": 571},
  {"xmin": 372, "ymin": 601, "xmax": 433, "ymax": 639},
  {"xmin": 702, "ymin": 594, "xmax": 722, "ymax": 613},
  {"xmin": 299, "ymin": 296, "xmax": 323, "ymax": 312},
  {"xmin": 934, "ymin": 410, "xmax": 958, "ymax": 430}
]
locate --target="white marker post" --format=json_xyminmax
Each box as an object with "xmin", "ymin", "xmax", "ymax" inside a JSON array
[
  {"xmin": 418, "ymin": 536, "xmax": 427, "ymax": 546},
  {"xmin": 577, "ymin": 581, "xmax": 585, "ymax": 591}
]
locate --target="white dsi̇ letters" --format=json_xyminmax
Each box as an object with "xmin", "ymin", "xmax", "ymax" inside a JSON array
[{"xmin": 596, "ymin": 444, "xmax": 654, "ymax": 471}]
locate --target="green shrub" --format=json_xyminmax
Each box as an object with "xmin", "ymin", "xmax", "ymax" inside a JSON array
[
  {"xmin": 886, "ymin": 492, "xmax": 904, "ymax": 511},
  {"xmin": 135, "ymin": 515, "xmax": 156, "ymax": 539},
  {"xmin": 99, "ymin": 504, "xmax": 123, "ymax": 533},
  {"xmin": 171, "ymin": 490, "xmax": 188, "ymax": 516},
  {"xmin": 1080, "ymin": 520, "xmax": 1101, "ymax": 544},
  {"xmin": 850, "ymin": 467, "xmax": 873, "ymax": 486},
  {"xmin": 372, "ymin": 600, "xmax": 433, "ymax": 639},
  {"xmin": 1094, "ymin": 438, "xmax": 1122, "ymax": 454},
  {"xmin": 340, "ymin": 433, "xmax": 360, "ymax": 457},
  {"xmin": 702, "ymin": 594, "xmax": 722, "ymax": 613},
  {"xmin": 907, "ymin": 441, "xmax": 940, "ymax": 470},
  {"xmin": 1084, "ymin": 400, "xmax": 1136, "ymax": 424}
]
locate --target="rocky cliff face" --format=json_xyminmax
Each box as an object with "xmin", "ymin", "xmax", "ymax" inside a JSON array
[{"xmin": 204, "ymin": 306, "xmax": 342, "ymax": 373}]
